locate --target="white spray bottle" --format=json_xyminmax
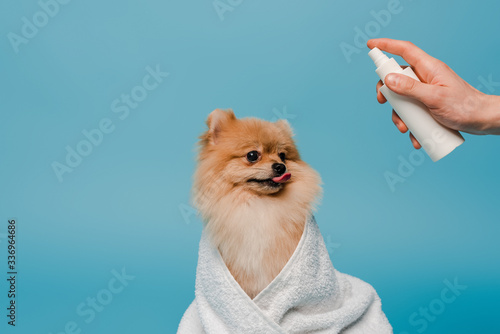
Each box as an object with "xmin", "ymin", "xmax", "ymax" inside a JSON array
[{"xmin": 368, "ymin": 47, "xmax": 464, "ymax": 162}]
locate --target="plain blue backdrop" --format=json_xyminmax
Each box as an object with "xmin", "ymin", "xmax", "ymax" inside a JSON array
[{"xmin": 1, "ymin": 0, "xmax": 499, "ymax": 333}]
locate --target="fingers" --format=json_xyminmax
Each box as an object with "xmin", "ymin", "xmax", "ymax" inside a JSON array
[
  {"xmin": 391, "ymin": 111, "xmax": 422, "ymax": 149},
  {"xmin": 387, "ymin": 95, "xmax": 423, "ymax": 149},
  {"xmin": 409, "ymin": 133, "xmax": 422, "ymax": 149},
  {"xmin": 367, "ymin": 38, "xmax": 439, "ymax": 75},
  {"xmin": 392, "ymin": 110, "xmax": 407, "ymax": 133},
  {"xmin": 376, "ymin": 80, "xmax": 386, "ymax": 103},
  {"xmin": 392, "ymin": 111, "xmax": 422, "ymax": 149}
]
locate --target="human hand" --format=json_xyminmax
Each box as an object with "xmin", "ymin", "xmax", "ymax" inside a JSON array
[{"xmin": 367, "ymin": 38, "xmax": 500, "ymax": 149}]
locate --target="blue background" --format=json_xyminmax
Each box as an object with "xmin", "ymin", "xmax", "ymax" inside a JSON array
[{"xmin": 1, "ymin": 0, "xmax": 499, "ymax": 333}]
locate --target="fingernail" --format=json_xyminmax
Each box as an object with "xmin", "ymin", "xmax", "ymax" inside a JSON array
[{"xmin": 385, "ymin": 74, "xmax": 398, "ymax": 87}]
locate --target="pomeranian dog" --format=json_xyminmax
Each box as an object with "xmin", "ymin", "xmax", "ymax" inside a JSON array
[{"xmin": 193, "ymin": 109, "xmax": 321, "ymax": 299}]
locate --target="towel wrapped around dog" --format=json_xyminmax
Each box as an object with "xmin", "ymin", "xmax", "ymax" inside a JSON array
[{"xmin": 178, "ymin": 216, "xmax": 393, "ymax": 334}]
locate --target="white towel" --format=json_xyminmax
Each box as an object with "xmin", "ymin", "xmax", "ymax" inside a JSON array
[{"xmin": 178, "ymin": 216, "xmax": 393, "ymax": 334}]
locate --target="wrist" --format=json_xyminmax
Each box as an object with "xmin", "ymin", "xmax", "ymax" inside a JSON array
[{"xmin": 480, "ymin": 94, "xmax": 500, "ymax": 135}]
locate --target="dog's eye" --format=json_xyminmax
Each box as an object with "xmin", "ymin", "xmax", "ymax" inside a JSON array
[
  {"xmin": 247, "ymin": 151, "xmax": 260, "ymax": 162},
  {"xmin": 279, "ymin": 153, "xmax": 286, "ymax": 162}
]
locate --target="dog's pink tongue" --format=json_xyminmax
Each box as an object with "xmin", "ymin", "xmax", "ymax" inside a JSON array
[{"xmin": 272, "ymin": 172, "xmax": 291, "ymax": 183}]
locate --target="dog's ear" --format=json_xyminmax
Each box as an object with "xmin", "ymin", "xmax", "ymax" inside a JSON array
[
  {"xmin": 275, "ymin": 119, "xmax": 294, "ymax": 137},
  {"xmin": 206, "ymin": 109, "xmax": 236, "ymax": 144}
]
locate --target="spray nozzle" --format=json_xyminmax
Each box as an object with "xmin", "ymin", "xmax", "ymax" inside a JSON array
[
  {"xmin": 368, "ymin": 47, "xmax": 389, "ymax": 68},
  {"xmin": 368, "ymin": 47, "xmax": 402, "ymax": 82}
]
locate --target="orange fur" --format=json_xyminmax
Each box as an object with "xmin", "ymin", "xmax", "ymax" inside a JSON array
[{"xmin": 193, "ymin": 109, "xmax": 322, "ymax": 299}]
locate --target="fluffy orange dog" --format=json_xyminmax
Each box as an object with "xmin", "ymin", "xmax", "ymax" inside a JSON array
[{"xmin": 193, "ymin": 109, "xmax": 321, "ymax": 298}]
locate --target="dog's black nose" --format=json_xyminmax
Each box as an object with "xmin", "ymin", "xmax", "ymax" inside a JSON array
[{"xmin": 272, "ymin": 163, "xmax": 286, "ymax": 176}]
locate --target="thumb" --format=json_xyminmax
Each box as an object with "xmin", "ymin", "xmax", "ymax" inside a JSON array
[{"xmin": 385, "ymin": 73, "xmax": 436, "ymax": 105}]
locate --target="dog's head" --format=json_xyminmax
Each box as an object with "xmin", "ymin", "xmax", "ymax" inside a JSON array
[{"xmin": 193, "ymin": 109, "xmax": 321, "ymax": 220}]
